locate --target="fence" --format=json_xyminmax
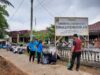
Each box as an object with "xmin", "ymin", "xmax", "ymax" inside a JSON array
[
  {"xmin": 81, "ymin": 48, "xmax": 100, "ymax": 62},
  {"xmin": 57, "ymin": 47, "xmax": 100, "ymax": 67}
]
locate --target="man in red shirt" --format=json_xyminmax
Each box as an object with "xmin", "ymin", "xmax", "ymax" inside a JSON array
[{"xmin": 68, "ymin": 34, "xmax": 82, "ymax": 71}]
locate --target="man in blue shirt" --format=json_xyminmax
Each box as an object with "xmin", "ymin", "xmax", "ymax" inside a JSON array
[
  {"xmin": 28, "ymin": 39, "xmax": 37, "ymax": 62},
  {"xmin": 37, "ymin": 40, "xmax": 43, "ymax": 64},
  {"xmin": 34, "ymin": 39, "xmax": 39, "ymax": 51}
]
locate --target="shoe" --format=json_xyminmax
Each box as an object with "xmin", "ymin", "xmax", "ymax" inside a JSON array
[{"xmin": 67, "ymin": 68, "xmax": 72, "ymax": 71}]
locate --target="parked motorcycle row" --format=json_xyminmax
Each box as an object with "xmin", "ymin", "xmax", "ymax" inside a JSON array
[{"xmin": 0, "ymin": 43, "xmax": 26, "ymax": 54}]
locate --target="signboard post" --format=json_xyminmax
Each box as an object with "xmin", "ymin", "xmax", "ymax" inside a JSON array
[{"xmin": 55, "ymin": 17, "xmax": 89, "ymax": 47}]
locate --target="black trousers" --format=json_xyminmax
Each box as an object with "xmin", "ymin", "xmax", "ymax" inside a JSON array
[
  {"xmin": 37, "ymin": 52, "xmax": 41, "ymax": 64},
  {"xmin": 29, "ymin": 51, "xmax": 35, "ymax": 62},
  {"xmin": 48, "ymin": 53, "xmax": 57, "ymax": 64},
  {"xmin": 69, "ymin": 52, "xmax": 81, "ymax": 70}
]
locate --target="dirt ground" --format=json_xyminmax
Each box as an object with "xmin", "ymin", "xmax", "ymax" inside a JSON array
[
  {"xmin": 0, "ymin": 56, "xmax": 28, "ymax": 75},
  {"xmin": 0, "ymin": 56, "xmax": 99, "ymax": 75},
  {"xmin": 0, "ymin": 49, "xmax": 98, "ymax": 75},
  {"xmin": 57, "ymin": 60, "xmax": 100, "ymax": 75}
]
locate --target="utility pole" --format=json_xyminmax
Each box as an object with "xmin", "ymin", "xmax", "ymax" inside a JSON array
[{"xmin": 30, "ymin": 0, "xmax": 34, "ymax": 41}]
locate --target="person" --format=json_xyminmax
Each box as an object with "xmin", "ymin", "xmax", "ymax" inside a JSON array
[
  {"xmin": 68, "ymin": 34, "xmax": 82, "ymax": 71},
  {"xmin": 93, "ymin": 38, "xmax": 100, "ymax": 48},
  {"xmin": 28, "ymin": 39, "xmax": 37, "ymax": 62},
  {"xmin": 34, "ymin": 39, "xmax": 39, "ymax": 59},
  {"xmin": 62, "ymin": 40, "xmax": 69, "ymax": 47},
  {"xmin": 37, "ymin": 40, "xmax": 43, "ymax": 64},
  {"xmin": 34, "ymin": 39, "xmax": 39, "ymax": 46},
  {"xmin": 27, "ymin": 42, "xmax": 30, "ymax": 53},
  {"xmin": 49, "ymin": 47, "xmax": 57, "ymax": 64}
]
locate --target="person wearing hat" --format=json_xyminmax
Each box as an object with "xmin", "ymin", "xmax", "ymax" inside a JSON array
[{"xmin": 68, "ymin": 34, "xmax": 82, "ymax": 71}]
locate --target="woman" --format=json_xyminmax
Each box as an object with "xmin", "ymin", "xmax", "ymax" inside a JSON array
[{"xmin": 37, "ymin": 40, "xmax": 43, "ymax": 64}]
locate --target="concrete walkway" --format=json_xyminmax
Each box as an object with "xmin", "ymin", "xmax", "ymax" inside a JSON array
[{"xmin": 0, "ymin": 49, "xmax": 92, "ymax": 75}]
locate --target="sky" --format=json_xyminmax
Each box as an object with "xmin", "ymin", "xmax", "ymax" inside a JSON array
[{"xmin": 6, "ymin": 0, "xmax": 100, "ymax": 31}]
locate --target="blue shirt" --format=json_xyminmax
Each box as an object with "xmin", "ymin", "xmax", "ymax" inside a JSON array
[
  {"xmin": 37, "ymin": 43, "xmax": 42, "ymax": 53},
  {"xmin": 34, "ymin": 40, "xmax": 39, "ymax": 46},
  {"xmin": 34, "ymin": 40, "xmax": 39, "ymax": 50},
  {"xmin": 28, "ymin": 42, "xmax": 36, "ymax": 51}
]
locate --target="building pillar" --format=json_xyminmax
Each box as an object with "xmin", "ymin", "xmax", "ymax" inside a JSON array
[
  {"xmin": 17, "ymin": 34, "xmax": 19, "ymax": 43},
  {"xmin": 9, "ymin": 37, "xmax": 12, "ymax": 43}
]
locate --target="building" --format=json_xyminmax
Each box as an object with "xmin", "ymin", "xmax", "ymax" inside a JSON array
[
  {"xmin": 9, "ymin": 30, "xmax": 48, "ymax": 43},
  {"xmin": 89, "ymin": 21, "xmax": 100, "ymax": 40},
  {"xmin": 9, "ymin": 21, "xmax": 100, "ymax": 43},
  {"xmin": 9, "ymin": 30, "xmax": 30, "ymax": 43}
]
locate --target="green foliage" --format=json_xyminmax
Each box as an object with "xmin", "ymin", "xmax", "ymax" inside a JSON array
[
  {"xmin": 47, "ymin": 24, "xmax": 55, "ymax": 41},
  {"xmin": 0, "ymin": 0, "xmax": 14, "ymax": 38},
  {"xmin": 0, "ymin": 5, "xmax": 9, "ymax": 38}
]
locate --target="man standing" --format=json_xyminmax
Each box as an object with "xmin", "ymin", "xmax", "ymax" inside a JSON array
[
  {"xmin": 28, "ymin": 39, "xmax": 36, "ymax": 62},
  {"xmin": 68, "ymin": 34, "xmax": 82, "ymax": 71},
  {"xmin": 37, "ymin": 40, "xmax": 43, "ymax": 64}
]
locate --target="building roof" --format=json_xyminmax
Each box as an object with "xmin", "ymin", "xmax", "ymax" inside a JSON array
[
  {"xmin": 89, "ymin": 21, "xmax": 100, "ymax": 31},
  {"xmin": 9, "ymin": 30, "xmax": 30, "ymax": 37},
  {"xmin": 9, "ymin": 30, "xmax": 48, "ymax": 37}
]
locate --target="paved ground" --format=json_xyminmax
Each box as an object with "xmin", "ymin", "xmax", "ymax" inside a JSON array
[{"xmin": 0, "ymin": 49, "xmax": 92, "ymax": 75}]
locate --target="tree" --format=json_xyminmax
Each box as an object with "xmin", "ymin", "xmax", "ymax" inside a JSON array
[
  {"xmin": 47, "ymin": 24, "xmax": 55, "ymax": 42},
  {"xmin": 0, "ymin": 5, "xmax": 9, "ymax": 38},
  {"xmin": 0, "ymin": 0, "xmax": 14, "ymax": 7},
  {"xmin": 0, "ymin": 0, "xmax": 13, "ymax": 38}
]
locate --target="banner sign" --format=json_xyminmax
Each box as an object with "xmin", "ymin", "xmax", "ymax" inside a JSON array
[{"xmin": 55, "ymin": 17, "xmax": 88, "ymax": 36}]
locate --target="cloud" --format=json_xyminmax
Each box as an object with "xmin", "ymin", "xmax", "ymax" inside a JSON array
[
  {"xmin": 77, "ymin": 0, "xmax": 100, "ymax": 9},
  {"xmin": 6, "ymin": 0, "xmax": 100, "ymax": 31},
  {"xmin": 90, "ymin": 14, "xmax": 100, "ymax": 24},
  {"xmin": 8, "ymin": 20, "xmax": 30, "ymax": 31}
]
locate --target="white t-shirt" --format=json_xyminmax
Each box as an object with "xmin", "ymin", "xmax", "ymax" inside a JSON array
[{"xmin": 49, "ymin": 47, "xmax": 56, "ymax": 55}]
